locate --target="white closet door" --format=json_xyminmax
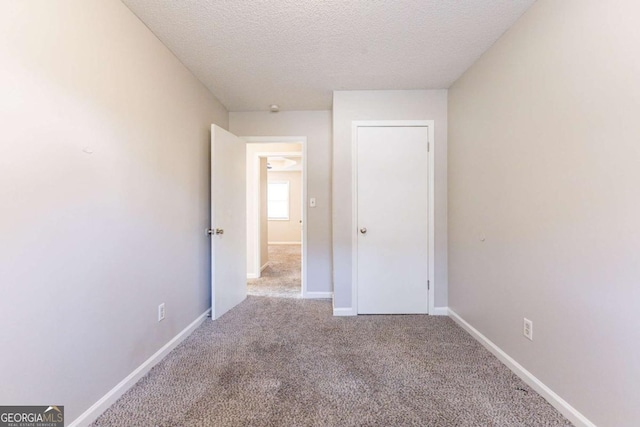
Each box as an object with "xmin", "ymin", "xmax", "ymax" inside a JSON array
[{"xmin": 356, "ymin": 126, "xmax": 429, "ymax": 314}]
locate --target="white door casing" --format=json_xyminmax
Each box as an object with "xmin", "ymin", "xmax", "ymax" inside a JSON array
[
  {"xmin": 211, "ymin": 125, "xmax": 247, "ymax": 319},
  {"xmin": 352, "ymin": 121, "xmax": 435, "ymax": 314}
]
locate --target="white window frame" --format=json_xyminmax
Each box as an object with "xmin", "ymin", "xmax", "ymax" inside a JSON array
[{"xmin": 267, "ymin": 180, "xmax": 290, "ymax": 220}]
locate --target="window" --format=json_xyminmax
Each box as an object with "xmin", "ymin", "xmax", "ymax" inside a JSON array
[{"xmin": 268, "ymin": 181, "xmax": 289, "ymax": 220}]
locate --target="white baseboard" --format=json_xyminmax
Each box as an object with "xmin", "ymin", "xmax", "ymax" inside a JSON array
[
  {"xmin": 247, "ymin": 262, "xmax": 270, "ymax": 279},
  {"xmin": 448, "ymin": 309, "xmax": 595, "ymax": 427},
  {"xmin": 333, "ymin": 307, "xmax": 356, "ymax": 316},
  {"xmin": 267, "ymin": 241, "xmax": 301, "ymax": 245},
  {"xmin": 332, "ymin": 306, "xmax": 444, "ymax": 317},
  {"xmin": 69, "ymin": 309, "xmax": 211, "ymax": 427},
  {"xmin": 432, "ymin": 306, "xmax": 448, "ymax": 316},
  {"xmin": 303, "ymin": 291, "xmax": 332, "ymax": 299}
]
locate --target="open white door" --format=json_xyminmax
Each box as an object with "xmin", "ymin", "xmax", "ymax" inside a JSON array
[{"xmin": 210, "ymin": 125, "xmax": 246, "ymax": 319}]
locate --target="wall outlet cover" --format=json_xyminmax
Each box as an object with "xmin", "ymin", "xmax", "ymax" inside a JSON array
[
  {"xmin": 523, "ymin": 318, "xmax": 533, "ymax": 340},
  {"xmin": 158, "ymin": 303, "xmax": 166, "ymax": 322}
]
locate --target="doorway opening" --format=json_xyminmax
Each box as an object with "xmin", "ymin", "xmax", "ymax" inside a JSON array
[{"xmin": 243, "ymin": 137, "xmax": 307, "ymax": 298}]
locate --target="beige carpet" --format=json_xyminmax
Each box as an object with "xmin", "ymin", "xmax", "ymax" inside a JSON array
[
  {"xmin": 248, "ymin": 244, "xmax": 301, "ymax": 298},
  {"xmin": 92, "ymin": 297, "xmax": 572, "ymax": 427}
]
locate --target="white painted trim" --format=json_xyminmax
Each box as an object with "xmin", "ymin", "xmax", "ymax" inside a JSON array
[
  {"xmin": 351, "ymin": 120, "xmax": 435, "ymax": 315},
  {"xmin": 333, "ymin": 307, "xmax": 356, "ymax": 316},
  {"xmin": 432, "ymin": 306, "xmax": 448, "ymax": 316},
  {"xmin": 69, "ymin": 309, "xmax": 211, "ymax": 427},
  {"xmin": 268, "ymin": 241, "xmax": 302, "ymax": 245},
  {"xmin": 448, "ymin": 309, "xmax": 596, "ymax": 427},
  {"xmin": 251, "ymin": 153, "xmax": 262, "ymax": 278},
  {"xmin": 303, "ymin": 291, "xmax": 333, "ymax": 299},
  {"xmin": 351, "ymin": 126, "xmax": 358, "ymax": 314},
  {"xmin": 248, "ymin": 261, "xmax": 271, "ymax": 278},
  {"xmin": 242, "ymin": 137, "xmax": 307, "ymax": 300},
  {"xmin": 242, "ymin": 136, "xmax": 305, "ymax": 144},
  {"xmin": 333, "ymin": 296, "xmax": 356, "ymax": 316}
]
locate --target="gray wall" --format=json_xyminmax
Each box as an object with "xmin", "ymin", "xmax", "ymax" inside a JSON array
[
  {"xmin": 332, "ymin": 90, "xmax": 448, "ymax": 309},
  {"xmin": 0, "ymin": 0, "xmax": 227, "ymax": 422},
  {"xmin": 448, "ymin": 0, "xmax": 640, "ymax": 425},
  {"xmin": 230, "ymin": 111, "xmax": 333, "ymax": 293}
]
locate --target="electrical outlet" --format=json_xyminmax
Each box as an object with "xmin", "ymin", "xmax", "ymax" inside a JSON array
[
  {"xmin": 158, "ymin": 303, "xmax": 165, "ymax": 322},
  {"xmin": 523, "ymin": 318, "xmax": 533, "ymax": 340}
]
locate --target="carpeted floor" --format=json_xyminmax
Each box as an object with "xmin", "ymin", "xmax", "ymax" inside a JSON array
[
  {"xmin": 247, "ymin": 245, "xmax": 301, "ymax": 298},
  {"xmin": 92, "ymin": 297, "xmax": 572, "ymax": 427}
]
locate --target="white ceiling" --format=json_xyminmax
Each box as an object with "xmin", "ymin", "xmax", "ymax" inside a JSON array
[
  {"xmin": 268, "ymin": 156, "xmax": 302, "ymax": 172},
  {"xmin": 121, "ymin": 0, "xmax": 535, "ymax": 111}
]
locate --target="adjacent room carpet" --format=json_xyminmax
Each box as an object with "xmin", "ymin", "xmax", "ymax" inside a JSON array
[
  {"xmin": 247, "ymin": 244, "xmax": 301, "ymax": 298},
  {"xmin": 92, "ymin": 297, "xmax": 571, "ymax": 427}
]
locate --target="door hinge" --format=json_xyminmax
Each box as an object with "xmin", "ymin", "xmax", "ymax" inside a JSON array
[
  {"xmin": 427, "ymin": 142, "xmax": 430, "ymax": 152},
  {"xmin": 428, "ymin": 280, "xmax": 430, "ymax": 290}
]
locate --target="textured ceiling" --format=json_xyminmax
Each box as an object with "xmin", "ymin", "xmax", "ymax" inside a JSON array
[{"xmin": 121, "ymin": 0, "xmax": 535, "ymax": 111}]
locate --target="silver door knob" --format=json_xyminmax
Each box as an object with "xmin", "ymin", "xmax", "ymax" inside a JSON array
[
  {"xmin": 360, "ymin": 228, "xmax": 367, "ymax": 234},
  {"xmin": 215, "ymin": 228, "xmax": 224, "ymax": 235}
]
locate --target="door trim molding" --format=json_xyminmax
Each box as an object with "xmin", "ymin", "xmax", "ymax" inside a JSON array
[
  {"xmin": 351, "ymin": 120, "xmax": 435, "ymax": 315},
  {"xmin": 241, "ymin": 137, "xmax": 308, "ymax": 299},
  {"xmin": 305, "ymin": 291, "xmax": 333, "ymax": 299}
]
